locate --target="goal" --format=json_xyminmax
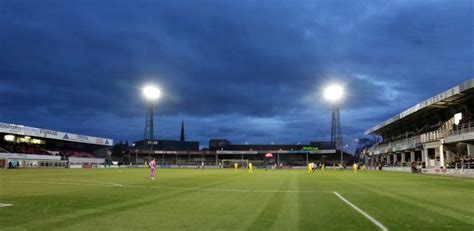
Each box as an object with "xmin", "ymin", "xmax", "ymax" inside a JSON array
[{"xmin": 220, "ymin": 159, "xmax": 249, "ymax": 168}]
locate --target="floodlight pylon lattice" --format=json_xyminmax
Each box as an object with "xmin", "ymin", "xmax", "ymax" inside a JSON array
[
  {"xmin": 144, "ymin": 102, "xmax": 154, "ymax": 144},
  {"xmin": 330, "ymin": 108, "xmax": 343, "ymax": 151}
]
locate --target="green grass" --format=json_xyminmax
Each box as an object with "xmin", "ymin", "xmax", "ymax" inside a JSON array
[{"xmin": 0, "ymin": 168, "xmax": 473, "ymax": 231}]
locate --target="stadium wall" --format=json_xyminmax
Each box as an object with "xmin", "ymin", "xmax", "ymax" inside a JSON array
[
  {"xmin": 381, "ymin": 166, "xmax": 411, "ymax": 173},
  {"xmin": 380, "ymin": 164, "xmax": 474, "ymax": 177},
  {"xmin": 421, "ymin": 168, "xmax": 474, "ymax": 178},
  {"xmin": 68, "ymin": 157, "xmax": 105, "ymax": 164}
]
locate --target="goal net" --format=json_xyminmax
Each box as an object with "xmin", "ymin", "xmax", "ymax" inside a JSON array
[{"xmin": 220, "ymin": 159, "xmax": 249, "ymax": 168}]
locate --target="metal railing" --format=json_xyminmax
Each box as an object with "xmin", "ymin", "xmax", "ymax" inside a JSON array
[
  {"xmin": 368, "ymin": 119, "xmax": 465, "ymax": 155},
  {"xmin": 368, "ymin": 136, "xmax": 420, "ymax": 155},
  {"xmin": 451, "ymin": 162, "xmax": 474, "ymax": 169},
  {"xmin": 420, "ymin": 118, "xmax": 454, "ymax": 143},
  {"xmin": 449, "ymin": 122, "xmax": 474, "ymax": 136},
  {"xmin": 420, "ymin": 130, "xmax": 445, "ymax": 143}
]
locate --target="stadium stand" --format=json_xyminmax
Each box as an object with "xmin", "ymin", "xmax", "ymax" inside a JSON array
[
  {"xmin": 121, "ymin": 139, "xmax": 352, "ymax": 168},
  {"xmin": 64, "ymin": 150, "xmax": 95, "ymax": 158},
  {"xmin": 364, "ymin": 79, "xmax": 474, "ymax": 175},
  {"xmin": 6, "ymin": 143, "xmax": 50, "ymax": 155},
  {"xmin": 119, "ymin": 122, "xmax": 353, "ymax": 168},
  {"xmin": 0, "ymin": 122, "xmax": 113, "ymax": 169}
]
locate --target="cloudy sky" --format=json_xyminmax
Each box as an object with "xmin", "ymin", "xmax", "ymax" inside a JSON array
[{"xmin": 0, "ymin": 0, "xmax": 473, "ymax": 151}]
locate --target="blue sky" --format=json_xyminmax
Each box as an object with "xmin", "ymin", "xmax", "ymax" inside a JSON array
[{"xmin": 0, "ymin": 0, "xmax": 473, "ymax": 151}]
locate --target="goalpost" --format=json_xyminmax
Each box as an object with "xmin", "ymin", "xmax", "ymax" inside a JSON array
[{"xmin": 220, "ymin": 159, "xmax": 249, "ymax": 168}]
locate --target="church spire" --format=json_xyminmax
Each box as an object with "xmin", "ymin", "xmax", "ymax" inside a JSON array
[{"xmin": 180, "ymin": 120, "xmax": 185, "ymax": 141}]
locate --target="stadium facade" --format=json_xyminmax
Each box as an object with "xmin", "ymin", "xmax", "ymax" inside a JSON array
[
  {"xmin": 123, "ymin": 117, "xmax": 353, "ymax": 168},
  {"xmin": 126, "ymin": 134, "xmax": 352, "ymax": 167},
  {"xmin": 0, "ymin": 122, "xmax": 113, "ymax": 168},
  {"xmin": 365, "ymin": 78, "xmax": 474, "ymax": 172}
]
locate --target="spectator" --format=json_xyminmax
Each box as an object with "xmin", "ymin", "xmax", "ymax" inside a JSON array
[{"xmin": 411, "ymin": 162, "xmax": 417, "ymax": 173}]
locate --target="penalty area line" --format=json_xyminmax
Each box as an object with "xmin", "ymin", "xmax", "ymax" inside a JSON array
[
  {"xmin": 0, "ymin": 203, "xmax": 13, "ymax": 208},
  {"xmin": 334, "ymin": 192, "xmax": 388, "ymax": 231}
]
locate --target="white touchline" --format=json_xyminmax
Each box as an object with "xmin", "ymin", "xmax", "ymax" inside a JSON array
[
  {"xmin": 334, "ymin": 192, "xmax": 388, "ymax": 231},
  {"xmin": 0, "ymin": 203, "xmax": 13, "ymax": 208}
]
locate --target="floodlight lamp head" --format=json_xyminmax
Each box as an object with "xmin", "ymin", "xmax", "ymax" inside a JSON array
[
  {"xmin": 323, "ymin": 84, "xmax": 344, "ymax": 103},
  {"xmin": 143, "ymin": 85, "xmax": 161, "ymax": 101}
]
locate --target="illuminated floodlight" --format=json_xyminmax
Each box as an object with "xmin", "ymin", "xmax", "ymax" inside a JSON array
[
  {"xmin": 323, "ymin": 84, "xmax": 344, "ymax": 103},
  {"xmin": 142, "ymin": 85, "xmax": 161, "ymax": 101},
  {"xmin": 322, "ymin": 82, "xmax": 345, "ymax": 162}
]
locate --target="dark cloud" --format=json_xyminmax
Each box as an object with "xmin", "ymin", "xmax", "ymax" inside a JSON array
[{"xmin": 0, "ymin": 0, "xmax": 472, "ymax": 151}]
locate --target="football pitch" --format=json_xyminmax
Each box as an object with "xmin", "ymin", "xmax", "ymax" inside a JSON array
[{"xmin": 1, "ymin": 168, "xmax": 473, "ymax": 231}]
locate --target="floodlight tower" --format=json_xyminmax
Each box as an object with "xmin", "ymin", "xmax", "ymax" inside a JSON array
[
  {"xmin": 142, "ymin": 85, "xmax": 161, "ymax": 147},
  {"xmin": 323, "ymin": 84, "xmax": 345, "ymax": 163}
]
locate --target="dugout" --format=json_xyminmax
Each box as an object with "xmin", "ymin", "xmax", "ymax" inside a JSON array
[{"xmin": 0, "ymin": 153, "xmax": 68, "ymax": 169}]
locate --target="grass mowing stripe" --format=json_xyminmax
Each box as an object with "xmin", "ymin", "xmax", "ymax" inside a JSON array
[
  {"xmin": 20, "ymin": 187, "xmax": 200, "ymax": 230},
  {"xmin": 338, "ymin": 175, "xmax": 474, "ymax": 225},
  {"xmin": 334, "ymin": 192, "xmax": 388, "ymax": 231},
  {"xmin": 272, "ymin": 172, "xmax": 300, "ymax": 230},
  {"xmin": 18, "ymin": 175, "xmax": 242, "ymax": 230},
  {"xmin": 244, "ymin": 173, "xmax": 291, "ymax": 230},
  {"xmin": 388, "ymin": 189, "xmax": 474, "ymax": 218}
]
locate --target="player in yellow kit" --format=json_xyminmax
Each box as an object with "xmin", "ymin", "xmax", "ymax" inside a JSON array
[
  {"xmin": 234, "ymin": 162, "xmax": 238, "ymax": 172},
  {"xmin": 353, "ymin": 162, "xmax": 358, "ymax": 173},
  {"xmin": 362, "ymin": 164, "xmax": 366, "ymax": 170},
  {"xmin": 248, "ymin": 162, "xmax": 253, "ymax": 173},
  {"xmin": 307, "ymin": 163, "xmax": 312, "ymax": 173}
]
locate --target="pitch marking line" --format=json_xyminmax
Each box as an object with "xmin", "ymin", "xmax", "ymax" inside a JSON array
[
  {"xmin": 55, "ymin": 179, "xmax": 124, "ymax": 187},
  {"xmin": 141, "ymin": 185, "xmax": 332, "ymax": 194},
  {"xmin": 6, "ymin": 180, "xmax": 331, "ymax": 194},
  {"xmin": 334, "ymin": 192, "xmax": 388, "ymax": 231},
  {"xmin": 0, "ymin": 203, "xmax": 13, "ymax": 208}
]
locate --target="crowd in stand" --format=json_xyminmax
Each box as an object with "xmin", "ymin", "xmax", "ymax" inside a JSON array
[
  {"xmin": 1, "ymin": 143, "xmax": 49, "ymax": 155},
  {"xmin": 367, "ymin": 156, "xmax": 473, "ymax": 169},
  {"xmin": 0, "ymin": 143, "xmax": 95, "ymax": 158},
  {"xmin": 61, "ymin": 150, "xmax": 95, "ymax": 158},
  {"xmin": 449, "ymin": 156, "xmax": 474, "ymax": 169}
]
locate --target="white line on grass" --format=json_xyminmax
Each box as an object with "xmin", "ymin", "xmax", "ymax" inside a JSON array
[
  {"xmin": 140, "ymin": 185, "xmax": 333, "ymax": 194},
  {"xmin": 5, "ymin": 180, "xmax": 331, "ymax": 194},
  {"xmin": 55, "ymin": 179, "xmax": 124, "ymax": 187},
  {"xmin": 7, "ymin": 180, "xmax": 122, "ymax": 188},
  {"xmin": 334, "ymin": 192, "xmax": 388, "ymax": 231},
  {"xmin": 0, "ymin": 203, "xmax": 13, "ymax": 208}
]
